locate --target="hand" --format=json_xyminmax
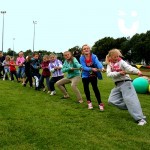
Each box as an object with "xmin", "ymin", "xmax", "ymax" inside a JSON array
[
  {"xmin": 119, "ymin": 70, "xmax": 126, "ymax": 75},
  {"xmin": 101, "ymin": 68, "xmax": 106, "ymax": 72},
  {"xmin": 138, "ymin": 71, "xmax": 143, "ymax": 76},
  {"xmin": 91, "ymin": 68, "xmax": 98, "ymax": 72},
  {"xmin": 79, "ymin": 67, "xmax": 83, "ymax": 71},
  {"xmin": 70, "ymin": 68, "xmax": 74, "ymax": 71},
  {"xmin": 54, "ymin": 66, "xmax": 60, "ymax": 70}
]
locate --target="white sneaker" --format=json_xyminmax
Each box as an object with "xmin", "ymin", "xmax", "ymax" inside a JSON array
[
  {"xmin": 43, "ymin": 88, "xmax": 46, "ymax": 92},
  {"xmin": 99, "ymin": 103, "xmax": 104, "ymax": 111},
  {"xmin": 50, "ymin": 91, "xmax": 56, "ymax": 95},
  {"xmin": 138, "ymin": 119, "xmax": 147, "ymax": 126},
  {"xmin": 3, "ymin": 78, "xmax": 5, "ymax": 80},
  {"xmin": 88, "ymin": 102, "xmax": 93, "ymax": 109}
]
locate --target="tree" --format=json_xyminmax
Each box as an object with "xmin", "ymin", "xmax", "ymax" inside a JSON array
[
  {"xmin": 130, "ymin": 32, "xmax": 150, "ymax": 65},
  {"xmin": 68, "ymin": 46, "xmax": 81, "ymax": 62},
  {"xmin": 6, "ymin": 48, "xmax": 16, "ymax": 56}
]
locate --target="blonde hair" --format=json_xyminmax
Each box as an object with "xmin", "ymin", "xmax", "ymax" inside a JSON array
[
  {"xmin": 63, "ymin": 51, "xmax": 73, "ymax": 61},
  {"xmin": 63, "ymin": 51, "xmax": 72, "ymax": 56},
  {"xmin": 105, "ymin": 49, "xmax": 123, "ymax": 64},
  {"xmin": 43, "ymin": 55, "xmax": 49, "ymax": 60},
  {"xmin": 5, "ymin": 55, "xmax": 11, "ymax": 61},
  {"xmin": 49, "ymin": 53, "xmax": 57, "ymax": 58},
  {"xmin": 82, "ymin": 44, "xmax": 90, "ymax": 50}
]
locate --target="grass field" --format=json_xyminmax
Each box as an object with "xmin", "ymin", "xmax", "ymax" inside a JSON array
[{"xmin": 0, "ymin": 73, "xmax": 150, "ymax": 150}]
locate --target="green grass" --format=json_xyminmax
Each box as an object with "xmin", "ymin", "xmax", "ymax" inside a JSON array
[{"xmin": 0, "ymin": 74, "xmax": 150, "ymax": 150}]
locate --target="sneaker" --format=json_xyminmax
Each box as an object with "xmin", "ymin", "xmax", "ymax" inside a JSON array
[
  {"xmin": 23, "ymin": 83, "xmax": 26, "ymax": 87},
  {"xmin": 88, "ymin": 101, "xmax": 93, "ymax": 109},
  {"xmin": 43, "ymin": 88, "xmax": 46, "ymax": 92},
  {"xmin": 50, "ymin": 91, "xmax": 56, "ymax": 95},
  {"xmin": 78, "ymin": 99, "xmax": 83, "ymax": 103},
  {"xmin": 47, "ymin": 91, "xmax": 51, "ymax": 94},
  {"xmin": 61, "ymin": 94, "xmax": 70, "ymax": 99},
  {"xmin": 99, "ymin": 103, "xmax": 104, "ymax": 111},
  {"xmin": 138, "ymin": 119, "xmax": 147, "ymax": 126},
  {"xmin": 3, "ymin": 78, "xmax": 5, "ymax": 81},
  {"xmin": 35, "ymin": 87, "xmax": 40, "ymax": 91}
]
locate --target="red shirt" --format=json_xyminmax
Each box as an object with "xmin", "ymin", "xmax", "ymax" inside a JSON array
[
  {"xmin": 9, "ymin": 61, "xmax": 16, "ymax": 72},
  {"xmin": 85, "ymin": 55, "xmax": 97, "ymax": 77}
]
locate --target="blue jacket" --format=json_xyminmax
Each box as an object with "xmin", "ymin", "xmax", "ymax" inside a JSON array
[{"xmin": 80, "ymin": 54, "xmax": 103, "ymax": 79}]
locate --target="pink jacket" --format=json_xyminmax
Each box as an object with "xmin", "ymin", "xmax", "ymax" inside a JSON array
[{"xmin": 16, "ymin": 56, "xmax": 25, "ymax": 66}]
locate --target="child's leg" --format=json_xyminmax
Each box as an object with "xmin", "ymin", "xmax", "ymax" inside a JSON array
[
  {"xmin": 39, "ymin": 75, "xmax": 45, "ymax": 89},
  {"xmin": 82, "ymin": 78, "xmax": 90, "ymax": 101},
  {"xmin": 3, "ymin": 68, "xmax": 6, "ymax": 80},
  {"xmin": 25, "ymin": 77, "xmax": 29, "ymax": 84},
  {"xmin": 34, "ymin": 75, "xmax": 39, "ymax": 88},
  {"xmin": 14, "ymin": 71, "xmax": 18, "ymax": 81},
  {"xmin": 56, "ymin": 78, "xmax": 70, "ymax": 96},
  {"xmin": 28, "ymin": 75, "xmax": 33, "ymax": 87},
  {"xmin": 108, "ymin": 87, "xmax": 127, "ymax": 110},
  {"xmin": 10, "ymin": 71, "xmax": 13, "ymax": 80},
  {"xmin": 90, "ymin": 77, "xmax": 102, "ymax": 104},
  {"xmin": 121, "ymin": 81, "xmax": 146, "ymax": 121},
  {"xmin": 17, "ymin": 67, "xmax": 21, "ymax": 80},
  {"xmin": 70, "ymin": 76, "xmax": 82, "ymax": 101},
  {"xmin": 58, "ymin": 76, "xmax": 67, "ymax": 92},
  {"xmin": 49, "ymin": 77, "xmax": 56, "ymax": 91},
  {"xmin": 45, "ymin": 77, "xmax": 50, "ymax": 91}
]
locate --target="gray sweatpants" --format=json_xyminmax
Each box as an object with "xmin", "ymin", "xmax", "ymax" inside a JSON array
[{"xmin": 108, "ymin": 81, "xmax": 146, "ymax": 121}]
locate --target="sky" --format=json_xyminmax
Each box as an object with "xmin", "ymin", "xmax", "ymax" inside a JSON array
[{"xmin": 0, "ymin": 0, "xmax": 150, "ymax": 53}]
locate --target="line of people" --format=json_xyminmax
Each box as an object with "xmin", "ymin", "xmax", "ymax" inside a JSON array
[{"xmin": 0, "ymin": 44, "xmax": 147, "ymax": 125}]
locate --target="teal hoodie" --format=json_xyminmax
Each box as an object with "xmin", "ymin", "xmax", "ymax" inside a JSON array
[{"xmin": 62, "ymin": 57, "xmax": 82, "ymax": 79}]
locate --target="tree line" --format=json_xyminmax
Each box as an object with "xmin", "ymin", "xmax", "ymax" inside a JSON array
[{"xmin": 3, "ymin": 30, "xmax": 150, "ymax": 65}]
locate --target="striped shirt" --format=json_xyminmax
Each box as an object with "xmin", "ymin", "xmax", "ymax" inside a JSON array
[{"xmin": 48, "ymin": 59, "xmax": 64, "ymax": 77}]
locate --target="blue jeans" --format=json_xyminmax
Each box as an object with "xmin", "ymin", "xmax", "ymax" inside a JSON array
[
  {"xmin": 39, "ymin": 75, "xmax": 50, "ymax": 90},
  {"xmin": 17, "ymin": 66, "xmax": 25, "ymax": 78}
]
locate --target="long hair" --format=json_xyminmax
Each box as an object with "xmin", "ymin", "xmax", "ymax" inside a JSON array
[{"xmin": 105, "ymin": 49, "xmax": 123, "ymax": 65}]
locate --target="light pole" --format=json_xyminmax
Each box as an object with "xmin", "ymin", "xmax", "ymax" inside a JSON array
[
  {"xmin": 13, "ymin": 38, "xmax": 15, "ymax": 56},
  {"xmin": 1, "ymin": 11, "xmax": 6, "ymax": 52},
  {"xmin": 33, "ymin": 21, "xmax": 37, "ymax": 53}
]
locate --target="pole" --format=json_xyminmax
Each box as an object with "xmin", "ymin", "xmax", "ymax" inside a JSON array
[
  {"xmin": 13, "ymin": 38, "xmax": 15, "ymax": 56},
  {"xmin": 1, "ymin": 11, "xmax": 6, "ymax": 52},
  {"xmin": 33, "ymin": 21, "xmax": 37, "ymax": 53}
]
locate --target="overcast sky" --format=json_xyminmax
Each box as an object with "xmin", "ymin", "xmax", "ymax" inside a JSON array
[{"xmin": 0, "ymin": 0, "xmax": 149, "ymax": 53}]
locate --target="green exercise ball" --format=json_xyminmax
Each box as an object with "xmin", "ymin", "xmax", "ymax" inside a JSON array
[{"xmin": 133, "ymin": 77, "xmax": 149, "ymax": 94}]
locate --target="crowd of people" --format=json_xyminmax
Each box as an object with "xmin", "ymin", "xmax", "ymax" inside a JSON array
[{"xmin": 0, "ymin": 44, "xmax": 147, "ymax": 126}]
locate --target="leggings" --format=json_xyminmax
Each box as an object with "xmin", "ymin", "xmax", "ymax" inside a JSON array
[{"xmin": 82, "ymin": 76, "xmax": 102, "ymax": 104}]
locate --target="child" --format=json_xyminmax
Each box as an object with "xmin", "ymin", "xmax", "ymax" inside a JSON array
[
  {"xmin": 0, "ymin": 51, "xmax": 5, "ymax": 78},
  {"xmin": 106, "ymin": 48, "xmax": 146, "ymax": 126},
  {"xmin": 80, "ymin": 44, "xmax": 104, "ymax": 111},
  {"xmin": 48, "ymin": 53, "xmax": 65, "ymax": 95},
  {"xmin": 39, "ymin": 55, "xmax": 51, "ymax": 92},
  {"xmin": 31, "ymin": 53, "xmax": 41, "ymax": 90},
  {"xmin": 2, "ymin": 55, "xmax": 10, "ymax": 80},
  {"xmin": 16, "ymin": 51, "xmax": 25, "ymax": 82},
  {"xmin": 9, "ymin": 57, "xmax": 18, "ymax": 81},
  {"xmin": 23, "ymin": 56, "xmax": 33, "ymax": 87},
  {"xmin": 56, "ymin": 51, "xmax": 83, "ymax": 103}
]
